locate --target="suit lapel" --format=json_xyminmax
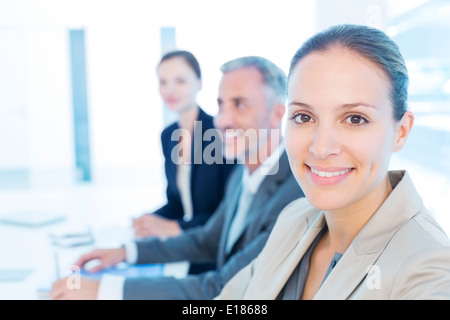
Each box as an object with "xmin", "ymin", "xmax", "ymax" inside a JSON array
[
  {"xmin": 216, "ymin": 166, "xmax": 244, "ymax": 266},
  {"xmin": 313, "ymin": 248, "xmax": 380, "ymax": 299},
  {"xmin": 315, "ymin": 171, "xmax": 423, "ymax": 299},
  {"xmin": 224, "ymin": 152, "xmax": 290, "ymax": 258},
  {"xmin": 224, "ymin": 167, "xmax": 244, "ymax": 225},
  {"xmin": 167, "ymin": 127, "xmax": 179, "ymax": 193},
  {"xmin": 245, "ymin": 211, "xmax": 326, "ymax": 299},
  {"xmin": 246, "ymin": 170, "xmax": 423, "ymax": 300},
  {"xmin": 244, "ymin": 209, "xmax": 382, "ymax": 300},
  {"xmin": 240, "ymin": 152, "xmax": 291, "ymax": 228}
]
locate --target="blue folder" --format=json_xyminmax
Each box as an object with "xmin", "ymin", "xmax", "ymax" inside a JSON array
[{"xmin": 79, "ymin": 263, "xmax": 164, "ymax": 280}]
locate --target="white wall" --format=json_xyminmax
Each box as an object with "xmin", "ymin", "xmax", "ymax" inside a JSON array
[
  {"xmin": 0, "ymin": 26, "xmax": 75, "ymax": 187},
  {"xmin": 1, "ymin": 0, "xmax": 449, "ymax": 233},
  {"xmin": 0, "ymin": 28, "xmax": 30, "ymax": 168},
  {"xmin": 173, "ymin": 0, "xmax": 317, "ymax": 117},
  {"xmin": 0, "ymin": 0, "xmax": 316, "ymax": 187}
]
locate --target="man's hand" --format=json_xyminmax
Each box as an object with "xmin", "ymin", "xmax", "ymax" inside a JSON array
[
  {"xmin": 50, "ymin": 276, "xmax": 100, "ymax": 300},
  {"xmin": 132, "ymin": 214, "xmax": 182, "ymax": 238},
  {"xmin": 74, "ymin": 247, "xmax": 126, "ymax": 273}
]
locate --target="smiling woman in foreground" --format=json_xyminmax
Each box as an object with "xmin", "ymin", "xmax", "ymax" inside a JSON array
[{"xmin": 215, "ymin": 24, "xmax": 450, "ymax": 300}]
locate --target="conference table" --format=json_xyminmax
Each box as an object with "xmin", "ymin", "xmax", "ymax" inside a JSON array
[
  {"xmin": 0, "ymin": 215, "xmax": 189, "ymax": 300},
  {"xmin": 0, "ymin": 183, "xmax": 189, "ymax": 300}
]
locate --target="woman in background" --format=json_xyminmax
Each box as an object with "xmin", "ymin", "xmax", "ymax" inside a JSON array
[
  {"xmin": 215, "ymin": 24, "xmax": 450, "ymax": 299},
  {"xmin": 132, "ymin": 51, "xmax": 235, "ymax": 256}
]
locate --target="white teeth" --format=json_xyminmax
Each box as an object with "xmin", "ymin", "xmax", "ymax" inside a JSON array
[{"xmin": 311, "ymin": 168, "xmax": 351, "ymax": 177}]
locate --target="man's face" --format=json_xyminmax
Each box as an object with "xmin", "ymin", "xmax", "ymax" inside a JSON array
[{"xmin": 215, "ymin": 67, "xmax": 275, "ymax": 163}]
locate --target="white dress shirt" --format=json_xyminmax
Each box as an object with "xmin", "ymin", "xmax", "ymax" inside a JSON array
[{"xmin": 225, "ymin": 142, "xmax": 284, "ymax": 253}]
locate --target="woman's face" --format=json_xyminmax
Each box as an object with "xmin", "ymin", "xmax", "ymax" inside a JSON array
[
  {"xmin": 285, "ymin": 47, "xmax": 412, "ymax": 212},
  {"xmin": 158, "ymin": 57, "xmax": 202, "ymax": 113}
]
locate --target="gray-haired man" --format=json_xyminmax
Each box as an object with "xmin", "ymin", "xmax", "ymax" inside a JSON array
[{"xmin": 50, "ymin": 56, "xmax": 305, "ymax": 300}]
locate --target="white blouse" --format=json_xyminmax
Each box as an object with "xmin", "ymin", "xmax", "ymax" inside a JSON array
[{"xmin": 176, "ymin": 163, "xmax": 193, "ymax": 222}]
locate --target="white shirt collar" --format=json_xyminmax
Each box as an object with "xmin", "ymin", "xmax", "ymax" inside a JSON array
[{"xmin": 242, "ymin": 141, "xmax": 285, "ymax": 195}]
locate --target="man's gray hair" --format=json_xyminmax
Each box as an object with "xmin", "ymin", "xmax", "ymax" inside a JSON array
[{"xmin": 220, "ymin": 56, "xmax": 286, "ymax": 105}]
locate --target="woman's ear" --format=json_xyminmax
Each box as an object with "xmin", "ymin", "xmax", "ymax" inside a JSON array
[{"xmin": 393, "ymin": 111, "xmax": 414, "ymax": 152}]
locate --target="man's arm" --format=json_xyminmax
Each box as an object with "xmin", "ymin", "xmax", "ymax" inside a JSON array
[
  {"xmin": 134, "ymin": 198, "xmax": 227, "ymax": 265},
  {"xmin": 123, "ymin": 230, "xmax": 270, "ymax": 300}
]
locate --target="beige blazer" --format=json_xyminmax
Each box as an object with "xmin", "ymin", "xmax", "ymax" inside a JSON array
[{"xmin": 215, "ymin": 170, "xmax": 450, "ymax": 300}]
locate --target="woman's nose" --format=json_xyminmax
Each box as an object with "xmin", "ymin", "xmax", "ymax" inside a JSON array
[{"xmin": 309, "ymin": 124, "xmax": 341, "ymax": 159}]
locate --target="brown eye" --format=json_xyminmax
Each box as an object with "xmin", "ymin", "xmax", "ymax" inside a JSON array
[
  {"xmin": 351, "ymin": 115, "xmax": 361, "ymax": 123},
  {"xmin": 293, "ymin": 114, "xmax": 312, "ymax": 124},
  {"xmin": 345, "ymin": 115, "xmax": 367, "ymax": 125}
]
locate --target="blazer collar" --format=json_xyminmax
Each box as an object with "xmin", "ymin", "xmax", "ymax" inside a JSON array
[
  {"xmin": 167, "ymin": 106, "xmax": 214, "ymax": 186},
  {"xmin": 226, "ymin": 151, "xmax": 292, "ymax": 232},
  {"xmin": 314, "ymin": 170, "xmax": 424, "ymax": 299},
  {"xmin": 244, "ymin": 201, "xmax": 323, "ymax": 299},
  {"xmin": 172, "ymin": 106, "xmax": 207, "ymax": 130},
  {"xmin": 166, "ymin": 107, "xmax": 197, "ymax": 164},
  {"xmin": 351, "ymin": 170, "xmax": 423, "ymax": 254},
  {"xmin": 246, "ymin": 150, "xmax": 292, "ymax": 214},
  {"xmin": 246, "ymin": 170, "xmax": 424, "ymax": 300}
]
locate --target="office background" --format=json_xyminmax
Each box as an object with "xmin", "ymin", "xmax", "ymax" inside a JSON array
[{"xmin": 0, "ymin": 0, "xmax": 449, "ymax": 232}]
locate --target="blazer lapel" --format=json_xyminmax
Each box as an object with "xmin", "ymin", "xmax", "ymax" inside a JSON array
[
  {"xmin": 314, "ymin": 247, "xmax": 380, "ymax": 300},
  {"xmin": 167, "ymin": 128, "xmax": 179, "ymax": 192},
  {"xmin": 222, "ymin": 152, "xmax": 291, "ymax": 258},
  {"xmin": 241, "ymin": 152, "xmax": 291, "ymax": 227},
  {"xmin": 315, "ymin": 171, "xmax": 424, "ymax": 299},
  {"xmin": 245, "ymin": 211, "xmax": 326, "ymax": 299},
  {"xmin": 222, "ymin": 166, "xmax": 244, "ymax": 238},
  {"xmin": 245, "ymin": 170, "xmax": 423, "ymax": 300}
]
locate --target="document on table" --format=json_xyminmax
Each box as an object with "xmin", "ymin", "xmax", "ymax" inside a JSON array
[
  {"xmin": 0, "ymin": 210, "xmax": 66, "ymax": 227},
  {"xmin": 0, "ymin": 269, "xmax": 34, "ymax": 282},
  {"xmin": 49, "ymin": 226, "xmax": 94, "ymax": 247}
]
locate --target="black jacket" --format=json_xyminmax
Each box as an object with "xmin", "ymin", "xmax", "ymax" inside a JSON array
[{"xmin": 153, "ymin": 107, "xmax": 236, "ymax": 229}]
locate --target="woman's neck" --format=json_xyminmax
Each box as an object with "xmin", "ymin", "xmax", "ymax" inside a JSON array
[
  {"xmin": 323, "ymin": 175, "xmax": 393, "ymax": 254},
  {"xmin": 178, "ymin": 104, "xmax": 199, "ymax": 132}
]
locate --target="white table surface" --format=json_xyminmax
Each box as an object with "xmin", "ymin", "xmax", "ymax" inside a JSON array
[{"xmin": 0, "ymin": 183, "xmax": 188, "ymax": 300}]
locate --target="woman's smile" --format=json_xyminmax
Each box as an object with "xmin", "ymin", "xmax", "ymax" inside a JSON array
[{"xmin": 306, "ymin": 165, "xmax": 354, "ymax": 186}]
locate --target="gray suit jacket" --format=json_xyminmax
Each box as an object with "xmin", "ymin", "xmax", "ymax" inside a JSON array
[
  {"xmin": 216, "ymin": 171, "xmax": 450, "ymax": 300},
  {"xmin": 123, "ymin": 151, "xmax": 304, "ymax": 299}
]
